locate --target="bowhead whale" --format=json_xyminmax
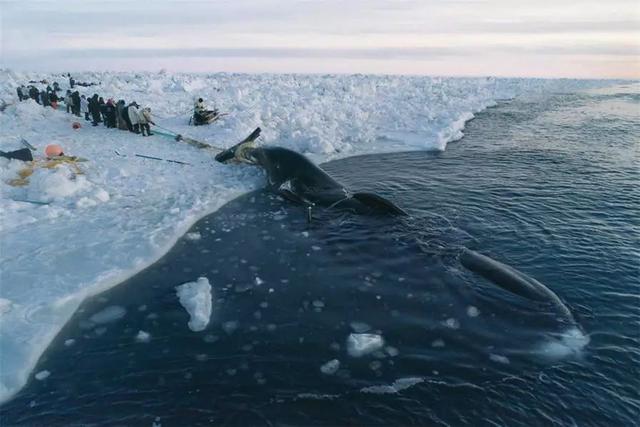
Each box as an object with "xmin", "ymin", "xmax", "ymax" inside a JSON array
[{"xmin": 216, "ymin": 128, "xmax": 578, "ymax": 329}]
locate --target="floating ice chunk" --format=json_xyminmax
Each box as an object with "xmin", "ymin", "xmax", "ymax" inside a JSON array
[
  {"xmin": 255, "ymin": 277, "xmax": 264, "ymax": 286},
  {"xmin": 466, "ymin": 306, "xmax": 480, "ymax": 317},
  {"xmin": 347, "ymin": 333, "xmax": 384, "ymax": 357},
  {"xmin": 185, "ymin": 232, "xmax": 201, "ymax": 241},
  {"xmin": 136, "ymin": 330, "xmax": 151, "ymax": 343},
  {"xmin": 320, "ymin": 359, "xmax": 340, "ymax": 375},
  {"xmin": 489, "ymin": 354, "xmax": 510, "ymax": 364},
  {"xmin": 444, "ymin": 318, "xmax": 460, "ymax": 329},
  {"xmin": 385, "ymin": 346, "xmax": 399, "ymax": 357},
  {"xmin": 349, "ymin": 322, "xmax": 371, "ymax": 333},
  {"xmin": 222, "ymin": 320, "xmax": 238, "ymax": 335},
  {"xmin": 64, "ymin": 339, "xmax": 75, "ymax": 347},
  {"xmin": 176, "ymin": 277, "xmax": 212, "ymax": 332},
  {"xmin": 431, "ymin": 339, "xmax": 445, "ymax": 348},
  {"xmin": 89, "ymin": 306, "xmax": 126, "ymax": 324},
  {"xmin": 34, "ymin": 370, "xmax": 50, "ymax": 381},
  {"xmin": 361, "ymin": 377, "xmax": 424, "ymax": 394},
  {"xmin": 296, "ymin": 393, "xmax": 340, "ymax": 400}
]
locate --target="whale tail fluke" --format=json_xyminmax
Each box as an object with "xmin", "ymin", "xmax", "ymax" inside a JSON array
[
  {"xmin": 352, "ymin": 192, "xmax": 408, "ymax": 216},
  {"xmin": 215, "ymin": 127, "xmax": 261, "ymax": 164}
]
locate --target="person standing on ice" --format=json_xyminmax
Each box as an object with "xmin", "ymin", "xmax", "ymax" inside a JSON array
[
  {"xmin": 127, "ymin": 101, "xmax": 140, "ymax": 134},
  {"xmin": 137, "ymin": 107, "xmax": 155, "ymax": 137},
  {"xmin": 89, "ymin": 94, "xmax": 102, "ymax": 126},
  {"xmin": 49, "ymin": 90, "xmax": 59, "ymax": 109},
  {"xmin": 80, "ymin": 95, "xmax": 90, "ymax": 121},
  {"xmin": 71, "ymin": 91, "xmax": 81, "ymax": 116},
  {"xmin": 105, "ymin": 99, "xmax": 117, "ymax": 128},
  {"xmin": 116, "ymin": 100, "xmax": 129, "ymax": 130},
  {"xmin": 98, "ymin": 97, "xmax": 107, "ymax": 126},
  {"xmin": 16, "ymin": 85, "xmax": 25, "ymax": 101},
  {"xmin": 40, "ymin": 90, "xmax": 49, "ymax": 107},
  {"xmin": 64, "ymin": 90, "xmax": 73, "ymax": 113},
  {"xmin": 28, "ymin": 86, "xmax": 39, "ymax": 102}
]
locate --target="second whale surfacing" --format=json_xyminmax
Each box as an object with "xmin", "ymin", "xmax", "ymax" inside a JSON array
[{"xmin": 215, "ymin": 128, "xmax": 583, "ymax": 346}]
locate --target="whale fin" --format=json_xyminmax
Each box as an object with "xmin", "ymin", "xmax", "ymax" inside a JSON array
[
  {"xmin": 460, "ymin": 248, "xmax": 576, "ymax": 324},
  {"xmin": 352, "ymin": 192, "xmax": 408, "ymax": 216}
]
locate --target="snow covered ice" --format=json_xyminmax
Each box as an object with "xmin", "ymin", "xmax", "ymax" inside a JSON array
[
  {"xmin": 176, "ymin": 277, "xmax": 213, "ymax": 332},
  {"xmin": 0, "ymin": 69, "xmax": 612, "ymax": 403}
]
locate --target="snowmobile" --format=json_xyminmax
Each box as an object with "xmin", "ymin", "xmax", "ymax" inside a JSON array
[{"xmin": 191, "ymin": 108, "xmax": 221, "ymax": 126}]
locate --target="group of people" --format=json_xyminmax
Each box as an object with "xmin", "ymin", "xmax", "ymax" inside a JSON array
[
  {"xmin": 64, "ymin": 92, "xmax": 155, "ymax": 137},
  {"xmin": 16, "ymin": 76, "xmax": 157, "ymax": 137},
  {"xmin": 16, "ymin": 82, "xmax": 61, "ymax": 108}
]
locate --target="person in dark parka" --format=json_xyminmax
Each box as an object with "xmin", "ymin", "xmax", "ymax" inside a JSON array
[
  {"xmin": 99, "ymin": 97, "xmax": 107, "ymax": 126},
  {"xmin": 116, "ymin": 100, "xmax": 129, "ymax": 130},
  {"xmin": 71, "ymin": 91, "xmax": 81, "ymax": 116},
  {"xmin": 89, "ymin": 94, "xmax": 101, "ymax": 126},
  {"xmin": 49, "ymin": 91, "xmax": 59, "ymax": 109},
  {"xmin": 40, "ymin": 90, "xmax": 49, "ymax": 106},
  {"xmin": 105, "ymin": 99, "xmax": 117, "ymax": 128},
  {"xmin": 28, "ymin": 86, "xmax": 38, "ymax": 102},
  {"xmin": 122, "ymin": 102, "xmax": 133, "ymax": 131}
]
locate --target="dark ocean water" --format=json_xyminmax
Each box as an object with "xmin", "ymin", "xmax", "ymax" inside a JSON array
[{"xmin": 1, "ymin": 85, "xmax": 638, "ymax": 426}]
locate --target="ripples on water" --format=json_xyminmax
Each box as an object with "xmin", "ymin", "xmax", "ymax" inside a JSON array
[{"xmin": 2, "ymin": 85, "xmax": 639, "ymax": 426}]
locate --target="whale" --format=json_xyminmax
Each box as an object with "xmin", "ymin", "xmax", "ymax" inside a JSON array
[{"xmin": 216, "ymin": 128, "xmax": 578, "ymax": 331}]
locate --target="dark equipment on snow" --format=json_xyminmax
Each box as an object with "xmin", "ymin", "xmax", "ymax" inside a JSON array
[
  {"xmin": 192, "ymin": 109, "xmax": 222, "ymax": 126},
  {"xmin": 0, "ymin": 148, "xmax": 34, "ymax": 162}
]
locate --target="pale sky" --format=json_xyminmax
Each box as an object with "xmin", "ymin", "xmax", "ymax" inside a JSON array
[{"xmin": 1, "ymin": 0, "xmax": 639, "ymax": 78}]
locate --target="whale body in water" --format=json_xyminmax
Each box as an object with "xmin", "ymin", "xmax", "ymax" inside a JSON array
[{"xmin": 216, "ymin": 128, "xmax": 579, "ymax": 334}]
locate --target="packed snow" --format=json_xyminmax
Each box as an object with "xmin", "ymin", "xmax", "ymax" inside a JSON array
[
  {"xmin": 176, "ymin": 277, "xmax": 213, "ymax": 332},
  {"xmin": 0, "ymin": 69, "xmax": 613, "ymax": 403}
]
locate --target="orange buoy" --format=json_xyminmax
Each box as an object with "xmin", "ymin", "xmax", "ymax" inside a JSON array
[
  {"xmin": 72, "ymin": 122, "xmax": 81, "ymax": 129},
  {"xmin": 44, "ymin": 144, "xmax": 64, "ymax": 158}
]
